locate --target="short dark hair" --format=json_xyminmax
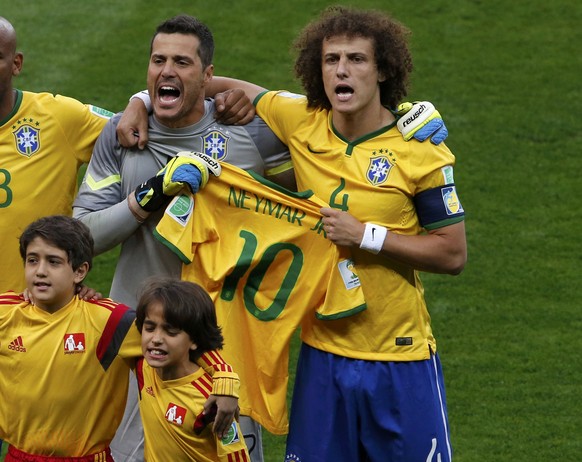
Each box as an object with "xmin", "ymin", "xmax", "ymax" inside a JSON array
[
  {"xmin": 135, "ymin": 277, "xmax": 223, "ymax": 363},
  {"xmin": 19, "ymin": 215, "xmax": 94, "ymax": 271},
  {"xmin": 293, "ymin": 5, "xmax": 413, "ymax": 110},
  {"xmin": 151, "ymin": 14, "xmax": 214, "ymax": 68}
]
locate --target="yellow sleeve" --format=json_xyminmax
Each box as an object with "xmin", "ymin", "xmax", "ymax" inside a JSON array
[{"xmin": 53, "ymin": 94, "xmax": 112, "ymax": 163}]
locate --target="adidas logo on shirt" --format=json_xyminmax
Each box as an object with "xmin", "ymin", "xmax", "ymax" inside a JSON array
[{"xmin": 9, "ymin": 336, "xmax": 27, "ymax": 352}]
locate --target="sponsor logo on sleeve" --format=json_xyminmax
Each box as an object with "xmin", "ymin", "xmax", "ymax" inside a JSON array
[
  {"xmin": 442, "ymin": 165, "xmax": 454, "ymax": 184},
  {"xmin": 441, "ymin": 186, "xmax": 463, "ymax": 215}
]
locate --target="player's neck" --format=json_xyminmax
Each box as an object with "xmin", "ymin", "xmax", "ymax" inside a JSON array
[
  {"xmin": 156, "ymin": 360, "xmax": 200, "ymax": 381},
  {"xmin": 0, "ymin": 88, "xmax": 17, "ymax": 121},
  {"xmin": 332, "ymin": 105, "xmax": 394, "ymax": 141},
  {"xmin": 34, "ymin": 293, "xmax": 77, "ymax": 314}
]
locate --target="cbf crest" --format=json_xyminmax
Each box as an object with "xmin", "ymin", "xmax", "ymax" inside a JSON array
[
  {"xmin": 202, "ymin": 130, "xmax": 229, "ymax": 161},
  {"xmin": 13, "ymin": 121, "xmax": 40, "ymax": 157},
  {"xmin": 366, "ymin": 152, "xmax": 394, "ymax": 185}
]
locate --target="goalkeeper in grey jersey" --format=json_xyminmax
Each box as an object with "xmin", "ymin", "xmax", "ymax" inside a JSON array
[{"xmin": 73, "ymin": 14, "xmax": 293, "ymax": 462}]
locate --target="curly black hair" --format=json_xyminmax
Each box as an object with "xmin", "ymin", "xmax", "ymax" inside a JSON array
[{"xmin": 293, "ymin": 5, "xmax": 413, "ymax": 110}]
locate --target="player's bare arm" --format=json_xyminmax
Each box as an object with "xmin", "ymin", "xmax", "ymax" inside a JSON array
[
  {"xmin": 212, "ymin": 88, "xmax": 255, "ymax": 125},
  {"xmin": 321, "ymin": 207, "xmax": 466, "ymax": 275},
  {"xmin": 117, "ymin": 97, "xmax": 150, "ymax": 150},
  {"xmin": 207, "ymin": 76, "xmax": 265, "ymax": 103}
]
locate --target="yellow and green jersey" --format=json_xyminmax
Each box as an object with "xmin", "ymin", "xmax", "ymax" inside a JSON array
[
  {"xmin": 255, "ymin": 90, "xmax": 465, "ymax": 362},
  {"xmin": 0, "ymin": 90, "xmax": 111, "ymax": 293},
  {"xmin": 155, "ymin": 162, "xmax": 366, "ymax": 434}
]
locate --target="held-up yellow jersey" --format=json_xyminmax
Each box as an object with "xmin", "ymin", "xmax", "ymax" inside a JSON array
[
  {"xmin": 0, "ymin": 293, "xmax": 140, "ymax": 456},
  {"xmin": 0, "ymin": 90, "xmax": 111, "ymax": 293},
  {"xmin": 255, "ymin": 90, "xmax": 465, "ymax": 362},
  {"xmin": 136, "ymin": 359, "xmax": 249, "ymax": 462},
  {"xmin": 154, "ymin": 162, "xmax": 366, "ymax": 434}
]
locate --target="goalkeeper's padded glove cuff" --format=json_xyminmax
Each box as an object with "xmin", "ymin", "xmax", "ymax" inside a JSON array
[{"xmin": 134, "ymin": 175, "xmax": 171, "ymax": 212}]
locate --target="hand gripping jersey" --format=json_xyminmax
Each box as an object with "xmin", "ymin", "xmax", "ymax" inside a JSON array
[
  {"xmin": 0, "ymin": 293, "xmax": 139, "ymax": 456},
  {"xmin": 255, "ymin": 91, "xmax": 465, "ymax": 362},
  {"xmin": 136, "ymin": 359, "xmax": 249, "ymax": 462},
  {"xmin": 154, "ymin": 162, "xmax": 367, "ymax": 434},
  {"xmin": 0, "ymin": 91, "xmax": 111, "ymax": 293}
]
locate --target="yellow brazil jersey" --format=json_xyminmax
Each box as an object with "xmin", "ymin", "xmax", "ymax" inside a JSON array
[
  {"xmin": 136, "ymin": 359, "xmax": 249, "ymax": 462},
  {"xmin": 0, "ymin": 90, "xmax": 110, "ymax": 293},
  {"xmin": 0, "ymin": 293, "xmax": 141, "ymax": 456},
  {"xmin": 255, "ymin": 90, "xmax": 465, "ymax": 362},
  {"xmin": 154, "ymin": 162, "xmax": 367, "ymax": 434}
]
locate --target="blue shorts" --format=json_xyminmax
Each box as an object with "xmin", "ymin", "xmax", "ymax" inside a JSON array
[{"xmin": 285, "ymin": 343, "xmax": 452, "ymax": 462}]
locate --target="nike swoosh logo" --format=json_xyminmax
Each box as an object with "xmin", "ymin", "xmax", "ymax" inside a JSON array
[{"xmin": 307, "ymin": 144, "xmax": 327, "ymax": 154}]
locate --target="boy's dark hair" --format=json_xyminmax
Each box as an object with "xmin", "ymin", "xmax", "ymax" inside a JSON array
[
  {"xmin": 151, "ymin": 14, "xmax": 214, "ymax": 69},
  {"xmin": 293, "ymin": 5, "xmax": 413, "ymax": 110},
  {"xmin": 136, "ymin": 277, "xmax": 223, "ymax": 363},
  {"xmin": 19, "ymin": 215, "xmax": 94, "ymax": 271}
]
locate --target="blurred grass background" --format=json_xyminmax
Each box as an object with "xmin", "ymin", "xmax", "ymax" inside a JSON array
[{"xmin": 3, "ymin": 1, "xmax": 581, "ymax": 460}]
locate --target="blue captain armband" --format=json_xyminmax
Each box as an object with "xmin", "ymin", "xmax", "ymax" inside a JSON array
[{"xmin": 414, "ymin": 184, "xmax": 465, "ymax": 230}]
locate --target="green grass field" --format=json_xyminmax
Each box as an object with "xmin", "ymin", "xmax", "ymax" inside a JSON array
[{"xmin": 4, "ymin": 1, "xmax": 581, "ymax": 460}]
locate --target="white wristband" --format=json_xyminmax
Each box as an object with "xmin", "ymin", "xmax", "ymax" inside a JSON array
[
  {"xmin": 359, "ymin": 223, "xmax": 388, "ymax": 254},
  {"xmin": 129, "ymin": 90, "xmax": 152, "ymax": 114}
]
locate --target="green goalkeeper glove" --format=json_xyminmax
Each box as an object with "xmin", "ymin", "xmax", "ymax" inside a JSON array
[
  {"xmin": 396, "ymin": 101, "xmax": 448, "ymax": 145},
  {"xmin": 134, "ymin": 151, "xmax": 221, "ymax": 212}
]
